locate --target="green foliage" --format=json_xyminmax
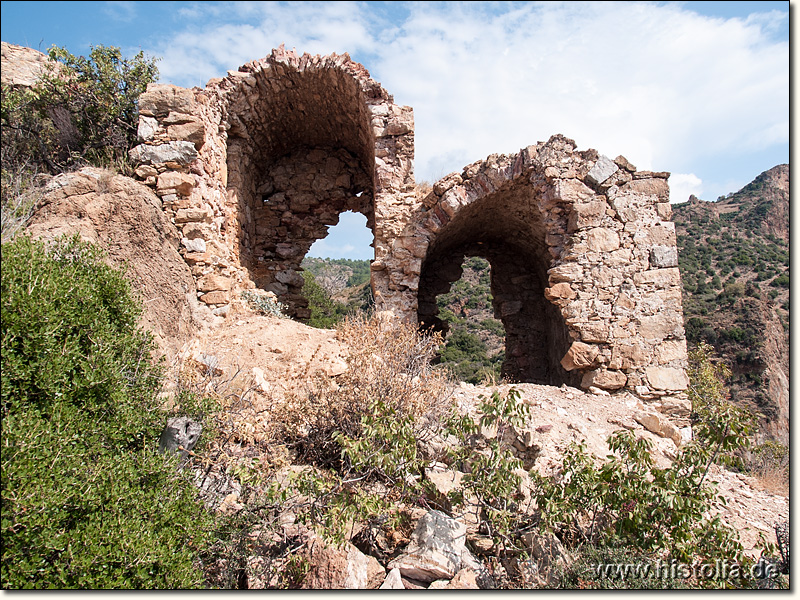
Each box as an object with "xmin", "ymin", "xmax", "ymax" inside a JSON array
[
  {"xmin": 1, "ymin": 44, "xmax": 158, "ymax": 175},
  {"xmin": 687, "ymin": 342, "xmax": 756, "ymax": 471},
  {"xmin": 444, "ymin": 389, "xmax": 531, "ymax": 545},
  {"xmin": 771, "ymin": 273, "xmax": 789, "ymax": 288},
  {"xmin": 300, "ymin": 270, "xmax": 348, "ymax": 328},
  {"xmin": 1, "ymin": 235, "xmax": 213, "ymax": 588},
  {"xmin": 531, "ymin": 343, "xmax": 760, "ymax": 587}
]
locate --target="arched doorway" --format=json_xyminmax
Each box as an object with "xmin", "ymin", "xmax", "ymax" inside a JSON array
[
  {"xmin": 417, "ymin": 178, "xmax": 576, "ymax": 385},
  {"xmin": 224, "ymin": 62, "xmax": 377, "ymax": 319}
]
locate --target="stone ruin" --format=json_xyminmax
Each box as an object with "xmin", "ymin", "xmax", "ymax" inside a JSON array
[{"xmin": 129, "ymin": 46, "xmax": 689, "ymax": 402}]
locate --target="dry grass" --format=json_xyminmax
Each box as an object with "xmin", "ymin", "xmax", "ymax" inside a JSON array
[
  {"xmin": 415, "ymin": 179, "xmax": 433, "ymax": 200},
  {"xmin": 272, "ymin": 312, "xmax": 455, "ymax": 466},
  {"xmin": 746, "ymin": 439, "xmax": 789, "ymax": 497}
]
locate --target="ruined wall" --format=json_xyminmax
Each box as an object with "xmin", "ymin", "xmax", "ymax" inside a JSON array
[
  {"xmin": 131, "ymin": 46, "xmax": 414, "ymax": 318},
  {"xmin": 129, "ymin": 47, "xmax": 688, "ymax": 403}
]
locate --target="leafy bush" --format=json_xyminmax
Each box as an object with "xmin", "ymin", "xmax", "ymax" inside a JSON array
[
  {"xmin": 300, "ymin": 270, "xmax": 348, "ymax": 328},
  {"xmin": 530, "ymin": 342, "xmax": 762, "ymax": 588},
  {"xmin": 2, "ymin": 45, "xmax": 158, "ymax": 175},
  {"xmin": 1, "ymin": 236, "xmax": 213, "ymax": 588}
]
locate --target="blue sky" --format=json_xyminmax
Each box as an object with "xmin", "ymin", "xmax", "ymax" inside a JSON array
[{"xmin": 1, "ymin": 1, "xmax": 790, "ymax": 259}]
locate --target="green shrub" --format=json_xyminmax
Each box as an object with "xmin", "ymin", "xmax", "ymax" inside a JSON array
[
  {"xmin": 1, "ymin": 236, "xmax": 213, "ymax": 588},
  {"xmin": 300, "ymin": 270, "xmax": 348, "ymax": 328},
  {"xmin": 1, "ymin": 45, "xmax": 158, "ymax": 176}
]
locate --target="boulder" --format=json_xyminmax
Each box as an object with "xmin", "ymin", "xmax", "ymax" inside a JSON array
[
  {"xmin": 302, "ymin": 541, "xmax": 385, "ymax": 589},
  {"xmin": 388, "ymin": 510, "xmax": 488, "ymax": 585},
  {"xmin": 158, "ymin": 416, "xmax": 202, "ymax": 458}
]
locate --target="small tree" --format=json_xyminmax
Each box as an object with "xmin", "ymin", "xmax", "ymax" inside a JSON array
[{"xmin": 1, "ymin": 44, "xmax": 158, "ymax": 175}]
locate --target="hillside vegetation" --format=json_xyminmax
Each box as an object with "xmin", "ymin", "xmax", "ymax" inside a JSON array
[{"xmin": 671, "ymin": 165, "xmax": 789, "ymax": 440}]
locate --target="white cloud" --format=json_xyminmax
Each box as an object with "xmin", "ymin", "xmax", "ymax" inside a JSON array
[
  {"xmin": 103, "ymin": 1, "xmax": 136, "ymax": 22},
  {"xmin": 152, "ymin": 1, "xmax": 379, "ymax": 88},
  {"xmin": 369, "ymin": 2, "xmax": 787, "ymax": 182},
  {"xmin": 146, "ymin": 1, "xmax": 787, "ymax": 196},
  {"xmin": 668, "ymin": 173, "xmax": 703, "ymax": 204}
]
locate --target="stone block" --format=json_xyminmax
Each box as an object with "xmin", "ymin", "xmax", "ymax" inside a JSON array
[
  {"xmin": 199, "ymin": 290, "xmax": 229, "ymax": 305},
  {"xmin": 137, "ymin": 116, "xmax": 159, "ymax": 142},
  {"xmin": 655, "ymin": 202, "xmax": 672, "ymax": 220},
  {"xmin": 585, "ymin": 155, "xmax": 619, "ymax": 185},
  {"xmin": 181, "ymin": 237, "xmax": 206, "ymax": 253},
  {"xmin": 560, "ymin": 342, "xmax": 600, "ymax": 371},
  {"xmin": 544, "ymin": 282, "xmax": 576, "ymax": 301},
  {"xmin": 197, "ymin": 274, "xmax": 232, "ymax": 292},
  {"xmin": 609, "ymin": 341, "xmax": 649, "ymax": 369},
  {"xmin": 139, "ymin": 83, "xmax": 197, "ymax": 117},
  {"xmin": 649, "ymin": 246, "xmax": 679, "ymax": 269},
  {"xmin": 568, "ymin": 200, "xmax": 606, "ymax": 231},
  {"xmin": 130, "ymin": 141, "xmax": 198, "ymax": 166},
  {"xmin": 657, "ymin": 339, "xmax": 687, "ymax": 364},
  {"xmin": 551, "ymin": 178, "xmax": 595, "ymax": 203},
  {"xmin": 581, "ymin": 369, "xmax": 627, "ymax": 390},
  {"xmin": 302, "ymin": 542, "xmax": 385, "ymax": 589},
  {"xmin": 175, "ymin": 207, "xmax": 211, "ymax": 223},
  {"xmin": 579, "ymin": 322, "xmax": 610, "ymax": 343},
  {"xmin": 167, "ymin": 119, "xmax": 205, "ymax": 148},
  {"xmin": 639, "ymin": 314, "xmax": 674, "ymax": 340},
  {"xmin": 548, "ymin": 263, "xmax": 584, "ymax": 283},
  {"xmin": 646, "ymin": 367, "xmax": 689, "ymax": 391},
  {"xmin": 586, "ymin": 227, "xmax": 620, "ymax": 252},
  {"xmin": 157, "ymin": 171, "xmax": 195, "ymax": 196},
  {"xmin": 634, "ymin": 267, "xmax": 681, "ymax": 288}
]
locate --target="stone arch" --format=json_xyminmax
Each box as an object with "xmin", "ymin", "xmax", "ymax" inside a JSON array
[
  {"xmin": 416, "ymin": 159, "xmax": 575, "ymax": 386},
  {"xmin": 131, "ymin": 47, "xmax": 415, "ymax": 320},
  {"xmin": 221, "ymin": 49, "xmax": 402, "ymax": 319},
  {"xmin": 130, "ymin": 49, "xmax": 688, "ymax": 403},
  {"xmin": 403, "ymin": 135, "xmax": 688, "ymax": 396}
]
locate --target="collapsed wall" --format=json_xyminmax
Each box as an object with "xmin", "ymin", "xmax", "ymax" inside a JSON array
[{"xmin": 128, "ymin": 46, "xmax": 688, "ymax": 403}]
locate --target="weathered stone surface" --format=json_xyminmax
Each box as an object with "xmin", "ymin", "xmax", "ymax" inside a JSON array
[
  {"xmin": 379, "ymin": 568, "xmax": 405, "ymax": 590},
  {"xmin": 544, "ymin": 282, "xmax": 576, "ymax": 301},
  {"xmin": 137, "ymin": 116, "xmax": 159, "ymax": 142},
  {"xmin": 175, "ymin": 207, "xmax": 211, "ymax": 223},
  {"xmin": 649, "ymin": 245, "xmax": 679, "ymax": 268},
  {"xmin": 1, "ymin": 42, "xmax": 60, "ymax": 86},
  {"xmin": 158, "ymin": 416, "xmax": 202, "ymax": 458},
  {"xmin": 197, "ymin": 274, "xmax": 232, "ymax": 292},
  {"xmin": 634, "ymin": 267, "xmax": 681, "ymax": 287},
  {"xmin": 581, "ymin": 369, "xmax": 627, "ymax": 390},
  {"xmin": 139, "ymin": 83, "xmax": 197, "ymax": 117},
  {"xmin": 586, "ymin": 227, "xmax": 620, "ymax": 252},
  {"xmin": 634, "ymin": 411, "xmax": 682, "ymax": 446},
  {"xmin": 387, "ymin": 510, "xmax": 485, "ymax": 584},
  {"xmin": 585, "ymin": 155, "xmax": 619, "ymax": 185},
  {"xmin": 646, "ymin": 367, "xmax": 689, "ymax": 391},
  {"xmin": 182, "ymin": 237, "xmax": 207, "ymax": 253},
  {"xmin": 130, "ymin": 141, "xmax": 198, "ymax": 165},
  {"xmin": 561, "ymin": 342, "xmax": 600, "ymax": 371},
  {"xmin": 302, "ymin": 541, "xmax": 385, "ymax": 589},
  {"xmin": 428, "ymin": 568, "xmax": 480, "ymax": 589},
  {"xmin": 157, "ymin": 171, "xmax": 195, "ymax": 196},
  {"xmin": 199, "ymin": 290, "xmax": 229, "ymax": 305}
]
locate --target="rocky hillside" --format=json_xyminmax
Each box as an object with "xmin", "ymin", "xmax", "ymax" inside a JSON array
[{"xmin": 672, "ymin": 165, "xmax": 789, "ymax": 440}]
